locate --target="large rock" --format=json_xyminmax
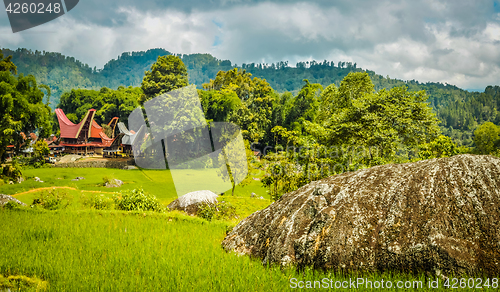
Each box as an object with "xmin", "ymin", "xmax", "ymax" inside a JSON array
[
  {"xmin": 222, "ymin": 154, "xmax": 500, "ymax": 276},
  {"xmin": 0, "ymin": 194, "xmax": 27, "ymax": 207},
  {"xmin": 105, "ymin": 179, "xmax": 123, "ymax": 188},
  {"xmin": 167, "ymin": 190, "xmax": 218, "ymax": 215}
]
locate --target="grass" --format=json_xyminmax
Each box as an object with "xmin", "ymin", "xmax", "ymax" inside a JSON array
[
  {"xmin": 0, "ymin": 167, "xmax": 271, "ymax": 207},
  {"xmin": 0, "ymin": 210, "xmax": 292, "ymax": 291},
  {"xmin": 2, "ymin": 209, "xmax": 486, "ymax": 291},
  {"xmin": 2, "ymin": 167, "xmax": 498, "ymax": 291}
]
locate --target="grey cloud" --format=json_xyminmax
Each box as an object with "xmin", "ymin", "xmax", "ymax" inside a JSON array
[{"xmin": 0, "ymin": 0, "xmax": 499, "ymax": 90}]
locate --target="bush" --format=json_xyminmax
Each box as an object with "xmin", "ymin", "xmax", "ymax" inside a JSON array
[
  {"xmin": 113, "ymin": 189, "xmax": 164, "ymax": 212},
  {"xmin": 31, "ymin": 189, "xmax": 71, "ymax": 210},
  {"xmin": 198, "ymin": 201, "xmax": 237, "ymax": 221},
  {"xmin": 197, "ymin": 203, "xmax": 216, "ymax": 221},
  {"xmin": 102, "ymin": 176, "xmax": 113, "ymax": 186},
  {"xmin": 1, "ymin": 161, "xmax": 22, "ymax": 180},
  {"xmin": 0, "ymin": 274, "xmax": 48, "ymax": 291},
  {"xmin": 83, "ymin": 194, "xmax": 114, "ymax": 210},
  {"xmin": 3, "ymin": 201, "xmax": 20, "ymax": 210}
]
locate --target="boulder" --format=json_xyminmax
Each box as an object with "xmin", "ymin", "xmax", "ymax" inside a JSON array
[
  {"xmin": 0, "ymin": 194, "xmax": 27, "ymax": 207},
  {"xmin": 222, "ymin": 154, "xmax": 500, "ymax": 277},
  {"xmin": 71, "ymin": 177, "xmax": 85, "ymax": 181},
  {"xmin": 123, "ymin": 165, "xmax": 138, "ymax": 170},
  {"xmin": 105, "ymin": 179, "xmax": 123, "ymax": 188},
  {"xmin": 167, "ymin": 190, "xmax": 218, "ymax": 215}
]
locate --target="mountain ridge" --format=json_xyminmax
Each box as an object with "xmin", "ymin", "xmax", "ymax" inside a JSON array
[{"xmin": 2, "ymin": 47, "xmax": 499, "ymax": 147}]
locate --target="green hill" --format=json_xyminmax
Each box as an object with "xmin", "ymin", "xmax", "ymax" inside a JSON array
[{"xmin": 2, "ymin": 47, "xmax": 499, "ymax": 146}]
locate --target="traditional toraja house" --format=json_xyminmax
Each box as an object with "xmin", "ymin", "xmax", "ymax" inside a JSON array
[
  {"xmin": 5, "ymin": 132, "xmax": 37, "ymax": 159},
  {"xmin": 117, "ymin": 122, "xmax": 146, "ymax": 157},
  {"xmin": 45, "ymin": 135, "xmax": 64, "ymax": 158},
  {"xmin": 55, "ymin": 108, "xmax": 120, "ymax": 155}
]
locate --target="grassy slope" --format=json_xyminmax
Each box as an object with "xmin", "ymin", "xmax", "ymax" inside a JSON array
[
  {"xmin": 0, "ymin": 167, "xmax": 270, "ymax": 208},
  {"xmin": 0, "ymin": 211, "xmax": 292, "ymax": 291}
]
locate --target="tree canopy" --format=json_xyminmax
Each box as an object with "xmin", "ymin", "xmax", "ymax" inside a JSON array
[
  {"xmin": 0, "ymin": 51, "xmax": 51, "ymax": 161},
  {"xmin": 139, "ymin": 55, "xmax": 188, "ymax": 105},
  {"xmin": 474, "ymin": 122, "xmax": 500, "ymax": 155}
]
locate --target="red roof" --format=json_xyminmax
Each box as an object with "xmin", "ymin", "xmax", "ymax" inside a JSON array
[
  {"xmin": 56, "ymin": 108, "xmax": 116, "ymax": 141},
  {"xmin": 56, "ymin": 108, "xmax": 121, "ymax": 148},
  {"xmin": 55, "ymin": 108, "xmax": 96, "ymax": 139}
]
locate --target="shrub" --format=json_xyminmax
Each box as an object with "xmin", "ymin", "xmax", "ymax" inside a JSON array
[
  {"xmin": 102, "ymin": 176, "xmax": 113, "ymax": 186},
  {"xmin": 83, "ymin": 194, "xmax": 114, "ymax": 210},
  {"xmin": 113, "ymin": 189, "xmax": 164, "ymax": 212},
  {"xmin": 1, "ymin": 161, "xmax": 22, "ymax": 180},
  {"xmin": 197, "ymin": 203, "xmax": 216, "ymax": 221},
  {"xmin": 0, "ymin": 274, "xmax": 48, "ymax": 291},
  {"xmin": 3, "ymin": 201, "xmax": 21, "ymax": 210},
  {"xmin": 198, "ymin": 201, "xmax": 237, "ymax": 221},
  {"xmin": 31, "ymin": 189, "xmax": 71, "ymax": 210}
]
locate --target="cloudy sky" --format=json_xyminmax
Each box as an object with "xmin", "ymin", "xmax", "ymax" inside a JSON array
[{"xmin": 1, "ymin": 0, "xmax": 500, "ymax": 90}]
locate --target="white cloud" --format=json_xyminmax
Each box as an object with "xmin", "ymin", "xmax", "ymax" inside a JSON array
[{"xmin": 0, "ymin": 0, "xmax": 499, "ymax": 89}]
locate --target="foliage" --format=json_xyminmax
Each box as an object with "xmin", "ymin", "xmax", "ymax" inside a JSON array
[
  {"xmin": 33, "ymin": 140, "xmax": 49, "ymax": 161},
  {"xmin": 0, "ymin": 51, "xmax": 52, "ymax": 162},
  {"xmin": 197, "ymin": 201, "xmax": 237, "ymax": 221},
  {"xmin": 418, "ymin": 135, "xmax": 463, "ymax": 160},
  {"xmin": 0, "ymin": 274, "xmax": 48, "ymax": 291},
  {"xmin": 283, "ymin": 80, "xmax": 322, "ymax": 133},
  {"xmin": 83, "ymin": 193, "xmax": 114, "ymax": 210},
  {"xmin": 1, "ymin": 161, "xmax": 23, "ymax": 180},
  {"xmin": 217, "ymin": 139, "xmax": 259, "ymax": 196},
  {"xmin": 102, "ymin": 175, "xmax": 114, "ymax": 186},
  {"xmin": 57, "ymin": 86, "xmax": 141, "ymax": 130},
  {"xmin": 113, "ymin": 188, "xmax": 164, "ymax": 212},
  {"xmin": 0, "ymin": 51, "xmax": 17, "ymax": 74},
  {"xmin": 3, "ymin": 201, "xmax": 22, "ymax": 210},
  {"xmin": 199, "ymin": 87, "xmax": 241, "ymax": 122},
  {"xmin": 204, "ymin": 68, "xmax": 276, "ymax": 143},
  {"xmin": 474, "ymin": 122, "xmax": 500, "ymax": 155},
  {"xmin": 261, "ymin": 152, "xmax": 305, "ymax": 201},
  {"xmin": 31, "ymin": 189, "xmax": 71, "ymax": 210},
  {"xmin": 101, "ymin": 123, "xmax": 113, "ymax": 138},
  {"xmin": 139, "ymin": 55, "xmax": 188, "ymax": 104},
  {"xmin": 323, "ymin": 73, "xmax": 440, "ymax": 160},
  {"xmin": 257, "ymin": 73, "xmax": 443, "ymax": 198}
]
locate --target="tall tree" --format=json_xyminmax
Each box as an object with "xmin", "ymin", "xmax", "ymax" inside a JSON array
[
  {"xmin": 309, "ymin": 73, "xmax": 440, "ymax": 163},
  {"xmin": 0, "ymin": 52, "xmax": 17, "ymax": 74},
  {"xmin": 203, "ymin": 68, "xmax": 276, "ymax": 143},
  {"xmin": 284, "ymin": 79, "xmax": 323, "ymax": 133},
  {"xmin": 474, "ymin": 122, "xmax": 500, "ymax": 154},
  {"xmin": 0, "ymin": 52, "xmax": 51, "ymax": 161},
  {"xmin": 139, "ymin": 55, "xmax": 188, "ymax": 105}
]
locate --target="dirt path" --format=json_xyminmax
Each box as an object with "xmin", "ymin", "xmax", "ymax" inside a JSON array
[{"xmin": 12, "ymin": 187, "xmax": 120, "ymax": 197}]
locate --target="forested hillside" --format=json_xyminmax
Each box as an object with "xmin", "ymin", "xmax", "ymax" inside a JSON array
[{"xmin": 2, "ymin": 47, "xmax": 500, "ymax": 146}]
